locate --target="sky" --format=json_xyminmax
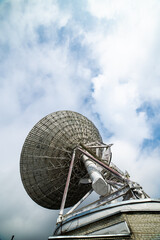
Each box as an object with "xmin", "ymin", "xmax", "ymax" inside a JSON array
[{"xmin": 0, "ymin": 0, "xmax": 160, "ymax": 239}]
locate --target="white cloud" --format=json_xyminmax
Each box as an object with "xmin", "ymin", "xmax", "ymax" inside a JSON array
[
  {"xmin": 85, "ymin": 0, "xmax": 160, "ymax": 197},
  {"xmin": 87, "ymin": 0, "xmax": 160, "ymax": 98},
  {"xmin": 1, "ymin": 0, "xmax": 160, "ymax": 239},
  {"xmin": 0, "ymin": 1, "xmax": 91, "ymax": 239}
]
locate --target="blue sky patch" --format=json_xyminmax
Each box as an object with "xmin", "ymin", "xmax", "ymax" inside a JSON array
[
  {"xmin": 141, "ymin": 138, "xmax": 160, "ymax": 150},
  {"xmin": 18, "ymin": 84, "xmax": 45, "ymax": 111},
  {"xmin": 136, "ymin": 102, "xmax": 156, "ymax": 119},
  {"xmin": 137, "ymin": 102, "xmax": 160, "ymax": 149},
  {"xmin": 0, "ymin": 43, "xmax": 10, "ymax": 62},
  {"xmin": 93, "ymin": 112, "xmax": 113, "ymax": 141},
  {"xmin": 36, "ymin": 25, "xmax": 49, "ymax": 44}
]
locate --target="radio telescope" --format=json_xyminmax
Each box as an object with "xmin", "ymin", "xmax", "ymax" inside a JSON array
[
  {"xmin": 20, "ymin": 110, "xmax": 160, "ymax": 239},
  {"xmin": 20, "ymin": 111, "xmax": 102, "ymax": 209}
]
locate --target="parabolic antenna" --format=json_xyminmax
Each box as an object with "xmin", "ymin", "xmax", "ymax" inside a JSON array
[{"xmin": 20, "ymin": 110, "xmax": 102, "ymax": 210}]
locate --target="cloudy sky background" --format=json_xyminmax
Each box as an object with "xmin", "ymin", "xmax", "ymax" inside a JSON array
[{"xmin": 1, "ymin": 0, "xmax": 160, "ymax": 239}]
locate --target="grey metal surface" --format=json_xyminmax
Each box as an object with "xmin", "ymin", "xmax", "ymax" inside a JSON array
[
  {"xmin": 49, "ymin": 233, "xmax": 130, "ymax": 239},
  {"xmin": 20, "ymin": 111, "xmax": 102, "ymax": 209},
  {"xmin": 49, "ymin": 231, "xmax": 130, "ymax": 239},
  {"xmin": 89, "ymin": 221, "xmax": 130, "ymax": 235}
]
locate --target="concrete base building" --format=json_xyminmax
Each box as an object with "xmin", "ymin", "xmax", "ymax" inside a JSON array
[{"xmin": 50, "ymin": 199, "xmax": 160, "ymax": 240}]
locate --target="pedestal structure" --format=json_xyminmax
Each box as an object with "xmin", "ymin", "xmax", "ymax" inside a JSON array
[{"xmin": 50, "ymin": 199, "xmax": 160, "ymax": 240}]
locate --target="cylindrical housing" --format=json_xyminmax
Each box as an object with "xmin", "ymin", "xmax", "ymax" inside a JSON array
[{"xmin": 82, "ymin": 155, "xmax": 110, "ymax": 196}]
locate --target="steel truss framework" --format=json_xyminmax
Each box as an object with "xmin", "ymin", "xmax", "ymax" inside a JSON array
[{"xmin": 57, "ymin": 143, "xmax": 149, "ymax": 224}]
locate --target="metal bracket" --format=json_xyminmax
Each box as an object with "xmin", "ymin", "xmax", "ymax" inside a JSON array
[{"xmin": 57, "ymin": 149, "xmax": 76, "ymax": 224}]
